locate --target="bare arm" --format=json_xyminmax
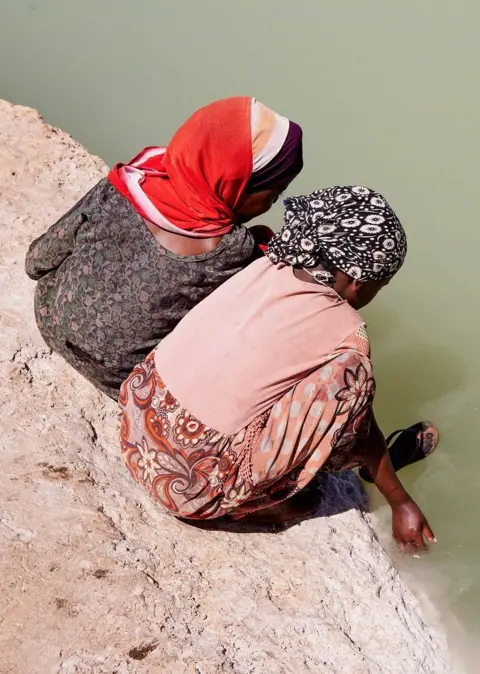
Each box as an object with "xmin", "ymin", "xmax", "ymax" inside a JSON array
[{"xmin": 364, "ymin": 414, "xmax": 436, "ymax": 551}]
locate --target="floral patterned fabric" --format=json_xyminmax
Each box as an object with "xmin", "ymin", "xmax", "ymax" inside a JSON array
[
  {"xmin": 25, "ymin": 179, "xmax": 256, "ymax": 399},
  {"xmin": 118, "ymin": 325, "xmax": 374, "ymax": 519}
]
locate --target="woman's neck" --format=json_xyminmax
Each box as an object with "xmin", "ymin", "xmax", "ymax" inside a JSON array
[
  {"xmin": 292, "ymin": 267, "xmax": 319, "ymax": 285},
  {"xmin": 293, "ymin": 267, "xmax": 347, "ymax": 304},
  {"xmin": 143, "ymin": 218, "xmax": 222, "ymax": 255}
]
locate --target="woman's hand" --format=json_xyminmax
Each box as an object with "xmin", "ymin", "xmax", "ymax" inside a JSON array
[
  {"xmin": 392, "ymin": 498, "xmax": 436, "ymax": 551},
  {"xmin": 364, "ymin": 414, "xmax": 436, "ymax": 552}
]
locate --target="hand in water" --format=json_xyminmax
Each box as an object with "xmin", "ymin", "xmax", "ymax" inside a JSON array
[{"xmin": 392, "ymin": 498, "xmax": 436, "ymax": 552}]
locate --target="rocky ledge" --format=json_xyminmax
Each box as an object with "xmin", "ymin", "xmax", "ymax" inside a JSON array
[{"xmin": 0, "ymin": 100, "xmax": 457, "ymax": 673}]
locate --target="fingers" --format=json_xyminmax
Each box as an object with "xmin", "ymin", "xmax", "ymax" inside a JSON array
[
  {"xmin": 401, "ymin": 540, "xmax": 426, "ymax": 553},
  {"xmin": 410, "ymin": 531, "xmax": 428, "ymax": 552},
  {"xmin": 397, "ymin": 528, "xmax": 435, "ymax": 553},
  {"xmin": 393, "ymin": 527, "xmax": 428, "ymax": 552},
  {"xmin": 393, "ymin": 533, "xmax": 423, "ymax": 552},
  {"xmin": 423, "ymin": 522, "xmax": 437, "ymax": 544}
]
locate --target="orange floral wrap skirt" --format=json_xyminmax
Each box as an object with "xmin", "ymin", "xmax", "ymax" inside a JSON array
[{"xmin": 118, "ymin": 326, "xmax": 374, "ymax": 520}]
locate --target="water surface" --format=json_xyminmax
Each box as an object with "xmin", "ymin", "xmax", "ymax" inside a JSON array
[{"xmin": 1, "ymin": 0, "xmax": 479, "ymax": 663}]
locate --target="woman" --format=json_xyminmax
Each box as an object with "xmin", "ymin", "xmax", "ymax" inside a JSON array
[
  {"xmin": 119, "ymin": 186, "xmax": 438, "ymax": 550},
  {"xmin": 25, "ymin": 97, "xmax": 303, "ymax": 399}
]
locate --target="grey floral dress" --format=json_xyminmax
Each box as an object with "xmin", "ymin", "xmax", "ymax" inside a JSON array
[{"xmin": 25, "ymin": 179, "xmax": 256, "ymax": 399}]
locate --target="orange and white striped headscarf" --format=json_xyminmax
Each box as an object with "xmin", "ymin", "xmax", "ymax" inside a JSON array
[{"xmin": 108, "ymin": 97, "xmax": 302, "ymax": 238}]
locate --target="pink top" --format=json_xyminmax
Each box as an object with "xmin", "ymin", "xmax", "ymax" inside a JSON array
[{"xmin": 154, "ymin": 257, "xmax": 363, "ymax": 435}]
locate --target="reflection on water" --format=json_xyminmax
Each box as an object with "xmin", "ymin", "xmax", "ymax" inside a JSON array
[{"xmin": 1, "ymin": 0, "xmax": 479, "ymax": 666}]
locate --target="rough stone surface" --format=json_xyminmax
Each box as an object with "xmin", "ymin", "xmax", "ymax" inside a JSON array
[{"xmin": 0, "ymin": 100, "xmax": 457, "ymax": 674}]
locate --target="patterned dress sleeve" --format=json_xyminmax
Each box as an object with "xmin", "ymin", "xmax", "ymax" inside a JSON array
[
  {"xmin": 234, "ymin": 324, "xmax": 375, "ymax": 516},
  {"xmin": 24, "ymin": 183, "xmax": 96, "ymax": 281}
]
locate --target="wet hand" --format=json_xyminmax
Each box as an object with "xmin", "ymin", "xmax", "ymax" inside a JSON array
[{"xmin": 391, "ymin": 499, "xmax": 436, "ymax": 552}]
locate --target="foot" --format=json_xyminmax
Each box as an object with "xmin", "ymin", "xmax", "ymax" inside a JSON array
[{"xmin": 359, "ymin": 421, "xmax": 439, "ymax": 484}]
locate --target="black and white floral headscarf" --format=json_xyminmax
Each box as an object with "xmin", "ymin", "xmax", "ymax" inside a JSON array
[{"xmin": 266, "ymin": 186, "xmax": 407, "ymax": 282}]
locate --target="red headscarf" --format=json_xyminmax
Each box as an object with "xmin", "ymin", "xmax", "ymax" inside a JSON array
[
  {"xmin": 108, "ymin": 97, "xmax": 302, "ymax": 238},
  {"xmin": 109, "ymin": 97, "xmax": 253, "ymax": 237}
]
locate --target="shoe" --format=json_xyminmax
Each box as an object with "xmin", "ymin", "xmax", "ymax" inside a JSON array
[{"xmin": 359, "ymin": 421, "xmax": 439, "ymax": 484}]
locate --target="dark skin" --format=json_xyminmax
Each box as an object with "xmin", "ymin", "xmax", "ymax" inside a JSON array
[
  {"xmin": 240, "ymin": 268, "xmax": 436, "ymax": 552},
  {"xmin": 144, "ymin": 186, "xmax": 287, "ymax": 255}
]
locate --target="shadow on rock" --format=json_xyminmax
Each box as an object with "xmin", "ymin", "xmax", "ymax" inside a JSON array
[{"xmin": 180, "ymin": 470, "xmax": 367, "ymax": 534}]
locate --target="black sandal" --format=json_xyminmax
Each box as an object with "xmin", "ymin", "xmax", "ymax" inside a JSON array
[{"xmin": 359, "ymin": 421, "xmax": 439, "ymax": 484}]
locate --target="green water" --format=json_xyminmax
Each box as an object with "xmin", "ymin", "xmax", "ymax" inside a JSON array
[{"xmin": 1, "ymin": 0, "xmax": 479, "ymax": 660}]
